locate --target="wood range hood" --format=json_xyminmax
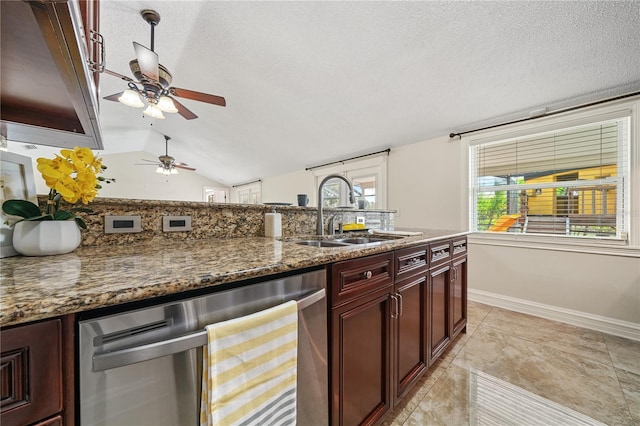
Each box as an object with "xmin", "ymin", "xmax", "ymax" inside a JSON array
[{"xmin": 1, "ymin": 0, "xmax": 103, "ymax": 150}]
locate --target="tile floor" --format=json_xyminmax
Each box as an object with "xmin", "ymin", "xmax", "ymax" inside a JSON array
[{"xmin": 382, "ymin": 301, "xmax": 640, "ymax": 426}]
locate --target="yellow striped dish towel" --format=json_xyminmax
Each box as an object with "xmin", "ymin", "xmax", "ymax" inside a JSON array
[{"xmin": 200, "ymin": 300, "xmax": 298, "ymax": 426}]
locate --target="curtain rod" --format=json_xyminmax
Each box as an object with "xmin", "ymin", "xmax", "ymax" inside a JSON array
[
  {"xmin": 449, "ymin": 91, "xmax": 640, "ymax": 140},
  {"xmin": 231, "ymin": 178, "xmax": 262, "ymax": 188},
  {"xmin": 305, "ymin": 148, "xmax": 391, "ymax": 171}
]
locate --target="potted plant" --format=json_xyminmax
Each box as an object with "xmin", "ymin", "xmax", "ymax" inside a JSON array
[{"xmin": 2, "ymin": 147, "xmax": 108, "ymax": 256}]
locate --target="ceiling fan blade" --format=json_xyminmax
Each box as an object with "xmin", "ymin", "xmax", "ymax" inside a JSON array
[
  {"xmin": 104, "ymin": 68, "xmax": 135, "ymax": 82},
  {"xmin": 139, "ymin": 158, "xmax": 159, "ymax": 163},
  {"xmin": 134, "ymin": 163, "xmax": 160, "ymax": 166},
  {"xmin": 169, "ymin": 87, "xmax": 226, "ymax": 107},
  {"xmin": 168, "ymin": 96, "xmax": 198, "ymax": 120},
  {"xmin": 103, "ymin": 92, "xmax": 124, "ymax": 102},
  {"xmin": 133, "ymin": 42, "xmax": 159, "ymax": 82},
  {"xmin": 174, "ymin": 164, "xmax": 196, "ymax": 171}
]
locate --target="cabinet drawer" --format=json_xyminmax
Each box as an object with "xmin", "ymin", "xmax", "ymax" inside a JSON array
[
  {"xmin": 1, "ymin": 319, "xmax": 62, "ymax": 426},
  {"xmin": 429, "ymin": 239, "xmax": 451, "ymax": 268},
  {"xmin": 394, "ymin": 244, "xmax": 428, "ymax": 281},
  {"xmin": 452, "ymin": 237, "xmax": 467, "ymax": 259},
  {"xmin": 330, "ymin": 252, "xmax": 394, "ymax": 306}
]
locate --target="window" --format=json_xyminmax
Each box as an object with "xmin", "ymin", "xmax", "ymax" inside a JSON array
[
  {"xmin": 314, "ymin": 155, "xmax": 388, "ymax": 210},
  {"xmin": 233, "ymin": 181, "xmax": 262, "ymax": 204},
  {"xmin": 469, "ymin": 109, "xmax": 631, "ymax": 241}
]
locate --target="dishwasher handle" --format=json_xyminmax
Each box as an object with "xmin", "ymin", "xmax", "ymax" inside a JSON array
[{"xmin": 92, "ymin": 288, "xmax": 325, "ymax": 372}]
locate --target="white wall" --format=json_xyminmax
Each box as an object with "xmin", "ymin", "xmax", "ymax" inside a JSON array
[
  {"xmin": 261, "ymin": 169, "xmax": 314, "ymax": 206},
  {"xmin": 88, "ymin": 151, "xmax": 228, "ymax": 201},
  {"xmin": 388, "ymin": 135, "xmax": 467, "ymax": 230}
]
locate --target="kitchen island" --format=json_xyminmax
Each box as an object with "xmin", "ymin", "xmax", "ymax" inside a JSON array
[
  {"xmin": 1, "ymin": 229, "xmax": 465, "ymax": 327},
  {"xmin": 1, "ymin": 229, "xmax": 467, "ymax": 426}
]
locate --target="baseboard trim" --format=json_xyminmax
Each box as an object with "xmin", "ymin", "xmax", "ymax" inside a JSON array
[{"xmin": 468, "ymin": 288, "xmax": 640, "ymax": 342}]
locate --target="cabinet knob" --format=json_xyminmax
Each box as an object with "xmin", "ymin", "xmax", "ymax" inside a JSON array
[{"xmin": 363, "ymin": 270, "xmax": 373, "ymax": 279}]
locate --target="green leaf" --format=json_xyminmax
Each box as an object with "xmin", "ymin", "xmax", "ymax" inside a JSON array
[
  {"xmin": 75, "ymin": 217, "xmax": 87, "ymax": 229},
  {"xmin": 54, "ymin": 210, "xmax": 74, "ymax": 221},
  {"xmin": 2, "ymin": 200, "xmax": 42, "ymax": 219}
]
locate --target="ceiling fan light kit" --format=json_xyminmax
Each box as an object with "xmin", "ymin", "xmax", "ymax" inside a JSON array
[
  {"xmin": 143, "ymin": 104, "xmax": 165, "ymax": 119},
  {"xmin": 157, "ymin": 96, "xmax": 178, "ymax": 113},
  {"xmin": 103, "ymin": 9, "xmax": 226, "ymax": 120},
  {"xmin": 118, "ymin": 89, "xmax": 145, "ymax": 108},
  {"xmin": 137, "ymin": 135, "xmax": 195, "ymax": 176},
  {"xmin": 156, "ymin": 165, "xmax": 178, "ymax": 175}
]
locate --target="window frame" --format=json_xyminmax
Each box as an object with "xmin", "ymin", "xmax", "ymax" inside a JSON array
[
  {"xmin": 466, "ymin": 97, "xmax": 639, "ymax": 255},
  {"xmin": 313, "ymin": 155, "xmax": 388, "ymax": 209}
]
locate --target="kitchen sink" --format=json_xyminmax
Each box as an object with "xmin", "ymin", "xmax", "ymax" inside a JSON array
[
  {"xmin": 333, "ymin": 237, "xmax": 389, "ymax": 244},
  {"xmin": 294, "ymin": 240, "xmax": 351, "ymax": 248},
  {"xmin": 292, "ymin": 236, "xmax": 397, "ymax": 248}
]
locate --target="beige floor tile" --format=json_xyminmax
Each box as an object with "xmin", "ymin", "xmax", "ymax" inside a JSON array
[
  {"xmin": 604, "ymin": 333, "xmax": 640, "ymax": 375},
  {"xmin": 466, "ymin": 300, "xmax": 493, "ymax": 334},
  {"xmin": 386, "ymin": 303, "xmax": 639, "ymax": 426},
  {"xmin": 404, "ymin": 364, "xmax": 471, "ymax": 426},
  {"xmin": 452, "ymin": 326, "xmax": 634, "ymax": 425},
  {"xmin": 479, "ymin": 307, "xmax": 610, "ymax": 364},
  {"xmin": 381, "ymin": 359, "xmax": 449, "ymax": 425},
  {"xmin": 616, "ymin": 368, "xmax": 640, "ymax": 425},
  {"xmin": 407, "ymin": 364, "xmax": 610, "ymax": 426}
]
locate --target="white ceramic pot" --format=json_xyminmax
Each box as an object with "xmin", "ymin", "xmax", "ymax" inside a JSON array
[{"xmin": 12, "ymin": 220, "xmax": 81, "ymax": 256}]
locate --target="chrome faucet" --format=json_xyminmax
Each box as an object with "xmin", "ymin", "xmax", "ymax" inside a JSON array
[{"xmin": 316, "ymin": 174, "xmax": 355, "ymax": 235}]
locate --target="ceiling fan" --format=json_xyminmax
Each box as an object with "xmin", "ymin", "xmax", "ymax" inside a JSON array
[
  {"xmin": 103, "ymin": 9, "xmax": 226, "ymax": 120},
  {"xmin": 136, "ymin": 135, "xmax": 195, "ymax": 175}
]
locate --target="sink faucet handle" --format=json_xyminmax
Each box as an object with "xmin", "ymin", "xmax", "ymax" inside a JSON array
[{"xmin": 327, "ymin": 214, "xmax": 338, "ymax": 235}]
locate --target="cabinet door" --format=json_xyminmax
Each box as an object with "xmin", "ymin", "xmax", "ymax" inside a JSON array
[
  {"xmin": 1, "ymin": 320, "xmax": 62, "ymax": 426},
  {"xmin": 394, "ymin": 274, "xmax": 427, "ymax": 401},
  {"xmin": 78, "ymin": 0, "xmax": 101, "ymax": 90},
  {"xmin": 451, "ymin": 256, "xmax": 468, "ymax": 339},
  {"xmin": 428, "ymin": 265, "xmax": 451, "ymax": 364},
  {"xmin": 331, "ymin": 288, "xmax": 392, "ymax": 426}
]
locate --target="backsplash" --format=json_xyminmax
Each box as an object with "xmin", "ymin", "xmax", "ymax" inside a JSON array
[{"xmin": 39, "ymin": 197, "xmax": 395, "ymax": 247}]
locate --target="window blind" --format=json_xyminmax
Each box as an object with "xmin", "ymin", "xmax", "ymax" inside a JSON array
[{"xmin": 470, "ymin": 117, "xmax": 629, "ymax": 239}]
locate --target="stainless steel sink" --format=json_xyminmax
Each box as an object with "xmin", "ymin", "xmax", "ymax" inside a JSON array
[
  {"xmin": 333, "ymin": 237, "xmax": 389, "ymax": 244},
  {"xmin": 293, "ymin": 236, "xmax": 396, "ymax": 248},
  {"xmin": 294, "ymin": 240, "xmax": 350, "ymax": 248}
]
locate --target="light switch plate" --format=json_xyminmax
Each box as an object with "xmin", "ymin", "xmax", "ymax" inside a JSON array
[
  {"xmin": 104, "ymin": 215, "xmax": 142, "ymax": 234},
  {"xmin": 163, "ymin": 216, "xmax": 192, "ymax": 232}
]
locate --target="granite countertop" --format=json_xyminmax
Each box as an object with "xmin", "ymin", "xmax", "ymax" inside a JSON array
[{"xmin": 0, "ymin": 229, "xmax": 467, "ymax": 327}]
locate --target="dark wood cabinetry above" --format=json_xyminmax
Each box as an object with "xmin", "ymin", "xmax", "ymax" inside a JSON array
[{"xmin": 0, "ymin": 0, "xmax": 103, "ymax": 150}]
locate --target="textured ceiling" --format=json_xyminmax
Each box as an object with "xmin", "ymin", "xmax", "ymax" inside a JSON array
[{"xmin": 98, "ymin": 1, "xmax": 640, "ymax": 185}]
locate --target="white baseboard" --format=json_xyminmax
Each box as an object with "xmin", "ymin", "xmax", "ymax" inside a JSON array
[{"xmin": 468, "ymin": 288, "xmax": 640, "ymax": 342}]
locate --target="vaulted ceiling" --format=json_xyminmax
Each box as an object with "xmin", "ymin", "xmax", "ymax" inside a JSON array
[{"xmin": 97, "ymin": 1, "xmax": 640, "ymax": 186}]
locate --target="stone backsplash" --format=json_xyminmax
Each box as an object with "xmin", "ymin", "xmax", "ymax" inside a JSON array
[{"xmin": 39, "ymin": 197, "xmax": 395, "ymax": 247}]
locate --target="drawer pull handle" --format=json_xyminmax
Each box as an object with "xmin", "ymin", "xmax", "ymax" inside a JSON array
[{"xmin": 363, "ymin": 270, "xmax": 373, "ymax": 279}]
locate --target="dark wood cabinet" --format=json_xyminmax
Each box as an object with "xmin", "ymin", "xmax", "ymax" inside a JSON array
[
  {"xmin": 427, "ymin": 263, "xmax": 451, "ymax": 363},
  {"xmin": 331, "ymin": 287, "xmax": 394, "ymax": 426},
  {"xmin": 393, "ymin": 273, "xmax": 428, "ymax": 400},
  {"xmin": 0, "ymin": 0, "xmax": 103, "ymax": 149},
  {"xmin": 392, "ymin": 244, "xmax": 428, "ymax": 402},
  {"xmin": 451, "ymin": 255, "xmax": 467, "ymax": 339},
  {"xmin": 427, "ymin": 237, "xmax": 468, "ymax": 365},
  {"xmin": 0, "ymin": 316, "xmax": 75, "ymax": 426},
  {"xmin": 329, "ymin": 245, "xmax": 432, "ymax": 425},
  {"xmin": 329, "ymin": 253, "xmax": 394, "ymax": 426}
]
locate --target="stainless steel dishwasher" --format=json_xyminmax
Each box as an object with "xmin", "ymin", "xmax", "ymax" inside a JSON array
[{"xmin": 78, "ymin": 268, "xmax": 328, "ymax": 426}]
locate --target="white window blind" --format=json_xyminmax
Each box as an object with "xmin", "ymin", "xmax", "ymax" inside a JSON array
[{"xmin": 470, "ymin": 116, "xmax": 630, "ymax": 239}]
